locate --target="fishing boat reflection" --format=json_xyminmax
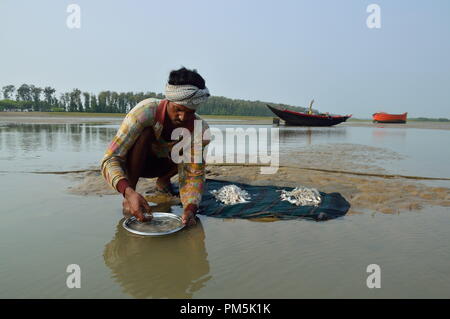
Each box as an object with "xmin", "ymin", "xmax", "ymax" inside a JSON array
[
  {"xmin": 103, "ymin": 217, "xmax": 211, "ymax": 298},
  {"xmin": 372, "ymin": 128, "xmax": 407, "ymax": 143}
]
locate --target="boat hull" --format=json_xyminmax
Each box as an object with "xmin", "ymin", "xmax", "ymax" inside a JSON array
[
  {"xmin": 372, "ymin": 112, "xmax": 407, "ymax": 123},
  {"xmin": 267, "ymin": 105, "xmax": 351, "ymax": 127}
]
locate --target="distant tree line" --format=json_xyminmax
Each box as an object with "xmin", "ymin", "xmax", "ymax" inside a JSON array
[
  {"xmin": 0, "ymin": 84, "xmax": 165, "ymax": 114},
  {"xmin": 409, "ymin": 117, "xmax": 450, "ymax": 122},
  {"xmin": 0, "ymin": 83, "xmax": 309, "ymax": 116}
]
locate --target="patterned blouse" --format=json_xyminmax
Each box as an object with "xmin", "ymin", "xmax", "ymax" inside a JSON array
[{"xmin": 100, "ymin": 98, "xmax": 210, "ymax": 208}]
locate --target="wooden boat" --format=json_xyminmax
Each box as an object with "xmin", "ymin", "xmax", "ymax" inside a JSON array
[
  {"xmin": 372, "ymin": 112, "xmax": 407, "ymax": 123},
  {"xmin": 267, "ymin": 101, "xmax": 351, "ymax": 127}
]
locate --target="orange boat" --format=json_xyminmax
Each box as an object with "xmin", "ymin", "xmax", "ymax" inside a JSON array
[{"xmin": 372, "ymin": 112, "xmax": 407, "ymax": 124}]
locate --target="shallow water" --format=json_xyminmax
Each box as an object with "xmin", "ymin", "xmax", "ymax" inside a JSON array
[
  {"xmin": 279, "ymin": 125, "xmax": 450, "ymax": 179},
  {"xmin": 0, "ymin": 121, "xmax": 449, "ymax": 298},
  {"xmin": 1, "ymin": 122, "xmax": 449, "ymax": 179}
]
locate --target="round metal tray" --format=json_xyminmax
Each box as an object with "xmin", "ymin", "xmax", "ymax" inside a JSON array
[{"xmin": 123, "ymin": 212, "xmax": 185, "ymax": 236}]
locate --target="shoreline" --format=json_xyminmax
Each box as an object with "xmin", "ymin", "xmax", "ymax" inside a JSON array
[{"xmin": 1, "ymin": 112, "xmax": 450, "ymax": 129}]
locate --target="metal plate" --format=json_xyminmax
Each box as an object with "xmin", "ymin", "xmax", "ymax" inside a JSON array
[{"xmin": 123, "ymin": 212, "xmax": 185, "ymax": 236}]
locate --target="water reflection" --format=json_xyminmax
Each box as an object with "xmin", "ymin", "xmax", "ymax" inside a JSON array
[
  {"xmin": 0, "ymin": 123, "xmax": 118, "ymax": 171},
  {"xmin": 372, "ymin": 128, "xmax": 407, "ymax": 143},
  {"xmin": 279, "ymin": 127, "xmax": 347, "ymax": 146},
  {"xmin": 103, "ymin": 219, "xmax": 211, "ymax": 298},
  {"xmin": 0, "ymin": 123, "xmax": 117, "ymax": 154}
]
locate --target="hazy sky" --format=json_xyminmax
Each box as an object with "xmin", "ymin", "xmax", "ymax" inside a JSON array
[{"xmin": 1, "ymin": 0, "xmax": 449, "ymax": 118}]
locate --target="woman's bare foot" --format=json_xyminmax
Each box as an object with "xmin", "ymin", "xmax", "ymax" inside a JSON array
[{"xmin": 155, "ymin": 177, "xmax": 179, "ymax": 196}]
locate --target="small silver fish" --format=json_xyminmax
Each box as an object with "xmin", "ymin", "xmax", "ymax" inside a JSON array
[
  {"xmin": 279, "ymin": 187, "xmax": 322, "ymax": 206},
  {"xmin": 210, "ymin": 185, "xmax": 251, "ymax": 205}
]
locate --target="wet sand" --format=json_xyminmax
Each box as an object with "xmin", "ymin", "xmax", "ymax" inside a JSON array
[
  {"xmin": 342, "ymin": 121, "xmax": 450, "ymax": 131},
  {"xmin": 67, "ymin": 164, "xmax": 450, "ymax": 217},
  {"xmin": 280, "ymin": 143, "xmax": 405, "ymax": 174}
]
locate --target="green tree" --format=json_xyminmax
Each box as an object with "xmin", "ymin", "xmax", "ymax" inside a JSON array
[
  {"xmin": 43, "ymin": 86, "xmax": 56, "ymax": 109},
  {"xmin": 90, "ymin": 94, "xmax": 98, "ymax": 112},
  {"xmin": 2, "ymin": 85, "xmax": 15, "ymax": 99},
  {"xmin": 30, "ymin": 85, "xmax": 43, "ymax": 111},
  {"xmin": 118, "ymin": 92, "xmax": 127, "ymax": 113},
  {"xmin": 125, "ymin": 92, "xmax": 135, "ymax": 111},
  {"xmin": 16, "ymin": 84, "xmax": 32, "ymax": 102},
  {"xmin": 69, "ymin": 88, "xmax": 82, "ymax": 112},
  {"xmin": 60, "ymin": 93, "xmax": 70, "ymax": 112},
  {"xmin": 111, "ymin": 91, "xmax": 119, "ymax": 113},
  {"xmin": 98, "ymin": 91, "xmax": 114, "ymax": 112},
  {"xmin": 83, "ymin": 92, "xmax": 91, "ymax": 112}
]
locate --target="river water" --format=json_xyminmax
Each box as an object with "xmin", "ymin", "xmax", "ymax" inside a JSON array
[{"xmin": 0, "ymin": 121, "xmax": 449, "ymax": 298}]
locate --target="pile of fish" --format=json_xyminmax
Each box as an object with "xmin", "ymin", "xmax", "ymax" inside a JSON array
[
  {"xmin": 210, "ymin": 185, "xmax": 251, "ymax": 205},
  {"xmin": 279, "ymin": 187, "xmax": 322, "ymax": 206}
]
